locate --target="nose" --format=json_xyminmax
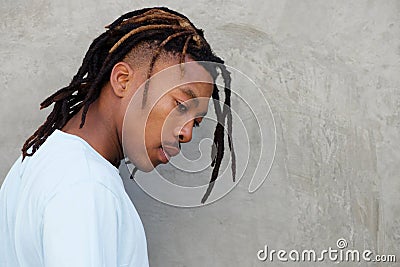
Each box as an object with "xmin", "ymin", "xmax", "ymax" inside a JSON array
[{"xmin": 175, "ymin": 121, "xmax": 194, "ymax": 143}]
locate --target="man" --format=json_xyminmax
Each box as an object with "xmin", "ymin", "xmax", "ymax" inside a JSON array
[{"xmin": 0, "ymin": 7, "xmax": 234, "ymax": 266}]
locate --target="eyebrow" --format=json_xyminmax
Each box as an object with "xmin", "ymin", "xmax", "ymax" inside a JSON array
[{"xmin": 179, "ymin": 87, "xmax": 199, "ymax": 107}]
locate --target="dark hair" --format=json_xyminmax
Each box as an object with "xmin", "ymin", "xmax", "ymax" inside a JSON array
[{"xmin": 21, "ymin": 7, "xmax": 235, "ymax": 203}]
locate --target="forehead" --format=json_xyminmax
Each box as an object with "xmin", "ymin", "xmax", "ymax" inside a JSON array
[
  {"xmin": 148, "ymin": 55, "xmax": 214, "ymax": 99},
  {"xmin": 180, "ymin": 59, "xmax": 214, "ymax": 86}
]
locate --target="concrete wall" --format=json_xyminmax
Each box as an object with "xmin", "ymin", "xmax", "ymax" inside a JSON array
[{"xmin": 1, "ymin": 1, "xmax": 399, "ymax": 266}]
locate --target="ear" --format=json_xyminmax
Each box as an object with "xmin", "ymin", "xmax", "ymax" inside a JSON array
[{"xmin": 110, "ymin": 62, "xmax": 134, "ymax": 97}]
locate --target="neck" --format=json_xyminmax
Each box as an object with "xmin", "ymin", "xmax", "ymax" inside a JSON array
[{"xmin": 61, "ymin": 98, "xmax": 123, "ymax": 168}]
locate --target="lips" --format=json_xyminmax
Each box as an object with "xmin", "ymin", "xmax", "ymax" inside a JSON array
[
  {"xmin": 159, "ymin": 145, "xmax": 180, "ymax": 163},
  {"xmin": 163, "ymin": 145, "xmax": 180, "ymax": 157}
]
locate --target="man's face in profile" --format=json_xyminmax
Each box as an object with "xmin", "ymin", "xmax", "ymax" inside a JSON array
[{"xmin": 123, "ymin": 58, "xmax": 214, "ymax": 172}]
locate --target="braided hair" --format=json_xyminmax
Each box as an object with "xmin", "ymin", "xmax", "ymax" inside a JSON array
[{"xmin": 21, "ymin": 7, "xmax": 236, "ymax": 203}]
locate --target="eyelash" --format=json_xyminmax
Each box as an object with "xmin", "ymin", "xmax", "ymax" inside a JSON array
[
  {"xmin": 176, "ymin": 100, "xmax": 188, "ymax": 113},
  {"xmin": 175, "ymin": 100, "xmax": 200, "ymax": 128}
]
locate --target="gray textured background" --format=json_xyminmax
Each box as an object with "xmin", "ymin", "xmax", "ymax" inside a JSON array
[{"xmin": 1, "ymin": 1, "xmax": 399, "ymax": 266}]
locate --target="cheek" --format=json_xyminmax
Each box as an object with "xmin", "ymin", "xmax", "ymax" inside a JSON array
[{"xmin": 144, "ymin": 102, "xmax": 171, "ymax": 145}]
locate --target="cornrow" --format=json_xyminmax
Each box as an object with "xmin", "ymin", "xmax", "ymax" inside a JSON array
[{"xmin": 21, "ymin": 7, "xmax": 235, "ymax": 203}]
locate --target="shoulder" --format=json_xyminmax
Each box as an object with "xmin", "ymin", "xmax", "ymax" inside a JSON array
[{"xmin": 23, "ymin": 130, "xmax": 123, "ymax": 203}]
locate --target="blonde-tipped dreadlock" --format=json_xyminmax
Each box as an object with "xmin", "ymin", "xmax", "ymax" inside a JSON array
[{"xmin": 21, "ymin": 7, "xmax": 235, "ymax": 203}]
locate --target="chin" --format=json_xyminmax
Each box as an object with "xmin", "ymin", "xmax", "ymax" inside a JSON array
[
  {"xmin": 138, "ymin": 158, "xmax": 160, "ymax": 172},
  {"xmin": 126, "ymin": 156, "xmax": 156, "ymax": 173},
  {"xmin": 139, "ymin": 166, "xmax": 155, "ymax": 173},
  {"xmin": 135, "ymin": 163, "xmax": 156, "ymax": 173}
]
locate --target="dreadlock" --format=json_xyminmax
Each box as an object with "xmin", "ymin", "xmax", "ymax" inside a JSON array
[{"xmin": 21, "ymin": 7, "xmax": 236, "ymax": 204}]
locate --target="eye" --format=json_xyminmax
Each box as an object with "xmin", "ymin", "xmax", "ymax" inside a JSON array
[
  {"xmin": 193, "ymin": 120, "xmax": 200, "ymax": 128},
  {"xmin": 176, "ymin": 100, "xmax": 188, "ymax": 113}
]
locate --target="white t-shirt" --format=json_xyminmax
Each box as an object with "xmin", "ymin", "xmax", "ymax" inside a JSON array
[{"xmin": 0, "ymin": 130, "xmax": 149, "ymax": 267}]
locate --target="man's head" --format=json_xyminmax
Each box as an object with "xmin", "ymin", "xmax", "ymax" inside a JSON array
[
  {"xmin": 115, "ymin": 49, "xmax": 214, "ymax": 172},
  {"xmin": 22, "ymin": 7, "xmax": 235, "ymax": 203}
]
